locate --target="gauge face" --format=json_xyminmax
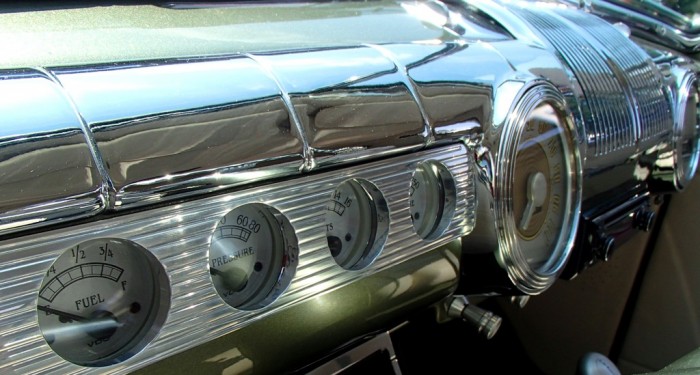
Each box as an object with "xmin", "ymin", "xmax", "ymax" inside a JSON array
[
  {"xmin": 37, "ymin": 238, "xmax": 169, "ymax": 367},
  {"xmin": 409, "ymin": 160, "xmax": 457, "ymax": 240},
  {"xmin": 325, "ymin": 179, "xmax": 389, "ymax": 270},
  {"xmin": 209, "ymin": 203, "xmax": 298, "ymax": 310},
  {"xmin": 511, "ymin": 102, "xmax": 571, "ymax": 271},
  {"xmin": 495, "ymin": 83, "xmax": 581, "ymax": 294},
  {"xmin": 677, "ymin": 78, "xmax": 700, "ymax": 188}
]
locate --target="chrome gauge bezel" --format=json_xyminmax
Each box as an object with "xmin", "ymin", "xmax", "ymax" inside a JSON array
[
  {"xmin": 35, "ymin": 238, "xmax": 170, "ymax": 367},
  {"xmin": 494, "ymin": 82, "xmax": 582, "ymax": 295},
  {"xmin": 208, "ymin": 203, "xmax": 299, "ymax": 310},
  {"xmin": 325, "ymin": 178, "xmax": 390, "ymax": 271},
  {"xmin": 673, "ymin": 72, "xmax": 700, "ymax": 191}
]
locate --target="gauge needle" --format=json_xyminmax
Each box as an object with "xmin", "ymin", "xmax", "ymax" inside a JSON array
[
  {"xmin": 520, "ymin": 171, "xmax": 547, "ymax": 231},
  {"xmin": 38, "ymin": 305, "xmax": 88, "ymax": 323}
]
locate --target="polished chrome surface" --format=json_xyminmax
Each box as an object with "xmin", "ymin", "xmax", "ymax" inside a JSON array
[
  {"xmin": 551, "ymin": 7, "xmax": 673, "ymax": 150},
  {"xmin": 0, "ymin": 70, "xmax": 106, "ymax": 236},
  {"xmin": 581, "ymin": 0, "xmax": 700, "ymax": 52},
  {"xmin": 513, "ymin": 7, "xmax": 638, "ymax": 158},
  {"xmin": 374, "ymin": 42, "xmax": 505, "ymax": 146},
  {"xmin": 52, "ymin": 57, "xmax": 306, "ymax": 209},
  {"xmin": 648, "ymin": 66, "xmax": 700, "ymax": 192},
  {"xmin": 471, "ymin": 80, "xmax": 583, "ymax": 294},
  {"xmin": 0, "ymin": 144, "xmax": 475, "ymax": 374},
  {"xmin": 252, "ymin": 46, "xmax": 427, "ymax": 169}
]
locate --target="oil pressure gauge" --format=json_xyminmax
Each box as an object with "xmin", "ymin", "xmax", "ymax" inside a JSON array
[
  {"xmin": 326, "ymin": 179, "xmax": 389, "ymax": 270},
  {"xmin": 410, "ymin": 160, "xmax": 457, "ymax": 240},
  {"xmin": 36, "ymin": 238, "xmax": 170, "ymax": 366},
  {"xmin": 209, "ymin": 203, "xmax": 298, "ymax": 310}
]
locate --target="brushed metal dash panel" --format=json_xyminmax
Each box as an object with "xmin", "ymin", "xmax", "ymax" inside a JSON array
[{"xmin": 0, "ymin": 143, "xmax": 475, "ymax": 375}]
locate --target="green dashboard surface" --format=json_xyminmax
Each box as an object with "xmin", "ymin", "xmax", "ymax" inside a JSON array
[
  {"xmin": 133, "ymin": 240, "xmax": 461, "ymax": 374},
  {"xmin": 0, "ymin": 2, "xmax": 458, "ymax": 68}
]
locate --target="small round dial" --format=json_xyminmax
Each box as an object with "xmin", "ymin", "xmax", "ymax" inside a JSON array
[
  {"xmin": 495, "ymin": 83, "xmax": 581, "ymax": 294},
  {"xmin": 325, "ymin": 179, "xmax": 389, "ymax": 270},
  {"xmin": 37, "ymin": 238, "xmax": 169, "ymax": 366},
  {"xmin": 209, "ymin": 203, "xmax": 298, "ymax": 310},
  {"xmin": 409, "ymin": 160, "xmax": 457, "ymax": 240}
]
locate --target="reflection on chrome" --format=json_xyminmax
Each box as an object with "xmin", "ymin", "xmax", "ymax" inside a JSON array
[{"xmin": 0, "ymin": 1, "xmax": 698, "ymax": 373}]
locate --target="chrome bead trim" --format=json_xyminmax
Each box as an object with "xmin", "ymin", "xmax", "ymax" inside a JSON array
[
  {"xmin": 251, "ymin": 46, "xmax": 428, "ymax": 169},
  {"xmin": 0, "ymin": 144, "xmax": 475, "ymax": 374},
  {"xmin": 0, "ymin": 70, "xmax": 106, "ymax": 236}
]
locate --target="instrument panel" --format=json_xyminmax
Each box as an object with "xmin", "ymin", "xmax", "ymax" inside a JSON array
[
  {"xmin": 0, "ymin": 144, "xmax": 475, "ymax": 373},
  {"xmin": 0, "ymin": 1, "xmax": 698, "ymax": 373}
]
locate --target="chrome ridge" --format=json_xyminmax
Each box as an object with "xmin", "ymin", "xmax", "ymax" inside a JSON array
[{"xmin": 0, "ymin": 144, "xmax": 475, "ymax": 374}]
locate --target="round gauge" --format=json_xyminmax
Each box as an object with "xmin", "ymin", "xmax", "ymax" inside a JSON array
[
  {"xmin": 36, "ymin": 238, "xmax": 170, "ymax": 367},
  {"xmin": 209, "ymin": 203, "xmax": 298, "ymax": 310},
  {"xmin": 674, "ymin": 73, "xmax": 700, "ymax": 190},
  {"xmin": 325, "ymin": 178, "xmax": 390, "ymax": 270},
  {"xmin": 409, "ymin": 160, "xmax": 457, "ymax": 240},
  {"xmin": 495, "ymin": 83, "xmax": 581, "ymax": 294}
]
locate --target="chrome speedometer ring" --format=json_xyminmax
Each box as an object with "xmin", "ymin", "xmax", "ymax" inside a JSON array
[
  {"xmin": 495, "ymin": 82, "xmax": 582, "ymax": 295},
  {"xmin": 674, "ymin": 72, "xmax": 700, "ymax": 191}
]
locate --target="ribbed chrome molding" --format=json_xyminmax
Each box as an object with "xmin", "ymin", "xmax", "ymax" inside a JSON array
[
  {"xmin": 513, "ymin": 7, "xmax": 638, "ymax": 157},
  {"xmin": 0, "ymin": 144, "xmax": 475, "ymax": 374},
  {"xmin": 552, "ymin": 8, "xmax": 673, "ymax": 148}
]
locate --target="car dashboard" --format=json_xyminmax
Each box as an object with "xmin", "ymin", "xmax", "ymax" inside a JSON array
[{"xmin": 0, "ymin": 1, "xmax": 699, "ymax": 374}]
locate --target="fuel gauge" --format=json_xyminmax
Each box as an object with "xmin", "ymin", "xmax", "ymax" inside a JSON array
[{"xmin": 36, "ymin": 238, "xmax": 170, "ymax": 366}]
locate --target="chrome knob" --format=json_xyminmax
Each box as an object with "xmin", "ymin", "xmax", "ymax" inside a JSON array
[{"xmin": 448, "ymin": 296, "xmax": 502, "ymax": 340}]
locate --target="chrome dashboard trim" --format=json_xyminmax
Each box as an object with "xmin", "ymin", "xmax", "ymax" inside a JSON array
[
  {"xmin": 0, "ymin": 70, "xmax": 106, "ymax": 236},
  {"xmin": 0, "ymin": 143, "xmax": 475, "ymax": 374},
  {"xmin": 51, "ymin": 57, "xmax": 307, "ymax": 210}
]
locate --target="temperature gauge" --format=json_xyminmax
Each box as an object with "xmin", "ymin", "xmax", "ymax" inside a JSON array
[
  {"xmin": 325, "ymin": 178, "xmax": 389, "ymax": 270},
  {"xmin": 209, "ymin": 203, "xmax": 298, "ymax": 310},
  {"xmin": 409, "ymin": 160, "xmax": 457, "ymax": 240},
  {"xmin": 36, "ymin": 238, "xmax": 170, "ymax": 366}
]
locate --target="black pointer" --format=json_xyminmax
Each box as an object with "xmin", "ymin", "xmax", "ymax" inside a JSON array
[{"xmin": 37, "ymin": 305, "xmax": 87, "ymax": 323}]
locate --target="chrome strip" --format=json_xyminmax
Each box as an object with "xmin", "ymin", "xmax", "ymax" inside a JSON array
[
  {"xmin": 0, "ymin": 70, "xmax": 106, "ymax": 236},
  {"xmin": 250, "ymin": 46, "xmax": 428, "ymax": 170},
  {"xmin": 35, "ymin": 67, "xmax": 116, "ymax": 204},
  {"xmin": 374, "ymin": 42, "xmax": 503, "ymax": 147},
  {"xmin": 0, "ymin": 143, "xmax": 475, "ymax": 374},
  {"xmin": 51, "ymin": 57, "xmax": 306, "ymax": 209}
]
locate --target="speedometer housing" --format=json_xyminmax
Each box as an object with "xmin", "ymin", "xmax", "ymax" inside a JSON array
[{"xmin": 495, "ymin": 82, "xmax": 582, "ymax": 294}]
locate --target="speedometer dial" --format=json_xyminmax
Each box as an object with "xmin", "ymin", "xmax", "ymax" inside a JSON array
[
  {"xmin": 513, "ymin": 103, "xmax": 568, "ymax": 270},
  {"xmin": 495, "ymin": 83, "xmax": 582, "ymax": 294}
]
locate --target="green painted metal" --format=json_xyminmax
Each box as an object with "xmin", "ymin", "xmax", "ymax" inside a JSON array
[
  {"xmin": 0, "ymin": 2, "xmax": 457, "ymax": 68},
  {"xmin": 134, "ymin": 240, "xmax": 461, "ymax": 374}
]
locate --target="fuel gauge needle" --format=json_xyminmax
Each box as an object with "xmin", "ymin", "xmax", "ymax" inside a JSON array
[{"xmin": 38, "ymin": 305, "xmax": 87, "ymax": 323}]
